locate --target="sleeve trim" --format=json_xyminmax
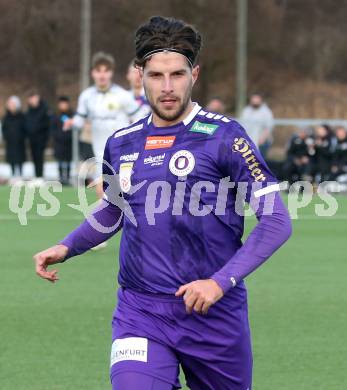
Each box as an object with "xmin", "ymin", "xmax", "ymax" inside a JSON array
[{"xmin": 254, "ymin": 183, "xmax": 280, "ymax": 198}]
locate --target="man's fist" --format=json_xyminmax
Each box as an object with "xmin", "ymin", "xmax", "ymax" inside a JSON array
[
  {"xmin": 33, "ymin": 244, "xmax": 69, "ymax": 283},
  {"xmin": 175, "ymin": 279, "xmax": 224, "ymax": 315}
]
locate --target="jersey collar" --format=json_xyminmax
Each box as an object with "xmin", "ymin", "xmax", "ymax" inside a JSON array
[{"xmin": 147, "ymin": 102, "xmax": 201, "ymax": 127}]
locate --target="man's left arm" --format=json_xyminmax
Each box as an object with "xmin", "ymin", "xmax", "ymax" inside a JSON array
[{"xmin": 176, "ymin": 122, "xmax": 292, "ymax": 314}]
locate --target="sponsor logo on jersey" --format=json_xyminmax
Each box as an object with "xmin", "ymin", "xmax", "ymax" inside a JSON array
[
  {"xmin": 145, "ymin": 136, "xmax": 176, "ymax": 150},
  {"xmin": 144, "ymin": 153, "xmax": 166, "ymax": 167},
  {"xmin": 110, "ymin": 337, "xmax": 148, "ymax": 366},
  {"xmin": 120, "ymin": 152, "xmax": 139, "ymax": 162},
  {"xmin": 169, "ymin": 150, "xmax": 195, "ymax": 177},
  {"xmin": 190, "ymin": 121, "xmax": 219, "ymax": 135},
  {"xmin": 232, "ymin": 137, "xmax": 266, "ymax": 182},
  {"xmin": 119, "ymin": 162, "xmax": 133, "ymax": 193}
]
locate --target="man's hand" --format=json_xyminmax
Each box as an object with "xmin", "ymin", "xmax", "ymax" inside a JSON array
[
  {"xmin": 33, "ymin": 244, "xmax": 69, "ymax": 283},
  {"xmin": 175, "ymin": 279, "xmax": 224, "ymax": 315}
]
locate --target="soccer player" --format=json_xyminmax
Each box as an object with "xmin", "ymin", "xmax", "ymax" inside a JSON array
[
  {"xmin": 127, "ymin": 60, "xmax": 151, "ymax": 116},
  {"xmin": 34, "ymin": 16, "xmax": 292, "ymax": 390},
  {"xmin": 64, "ymin": 52, "xmax": 147, "ymax": 198}
]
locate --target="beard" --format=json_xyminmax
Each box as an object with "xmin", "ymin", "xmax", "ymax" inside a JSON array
[{"xmin": 144, "ymin": 81, "xmax": 193, "ymax": 123}]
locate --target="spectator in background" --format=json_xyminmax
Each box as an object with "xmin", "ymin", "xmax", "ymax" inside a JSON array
[
  {"xmin": 312, "ymin": 124, "xmax": 335, "ymax": 183},
  {"xmin": 206, "ymin": 97, "xmax": 226, "ymax": 114},
  {"xmin": 126, "ymin": 60, "xmax": 151, "ymax": 116},
  {"xmin": 51, "ymin": 96, "xmax": 74, "ymax": 185},
  {"xmin": 283, "ymin": 128, "xmax": 314, "ymax": 184},
  {"xmin": 25, "ymin": 90, "xmax": 50, "ymax": 186},
  {"xmin": 63, "ymin": 52, "xmax": 147, "ymax": 199},
  {"xmin": 240, "ymin": 93, "xmax": 274, "ymax": 158},
  {"xmin": 331, "ymin": 126, "xmax": 347, "ymax": 180},
  {"xmin": 2, "ymin": 96, "xmax": 26, "ymax": 183}
]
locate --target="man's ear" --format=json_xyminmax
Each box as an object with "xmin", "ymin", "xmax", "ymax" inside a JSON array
[
  {"xmin": 192, "ymin": 65, "xmax": 200, "ymax": 85},
  {"xmin": 138, "ymin": 67, "xmax": 144, "ymax": 80}
]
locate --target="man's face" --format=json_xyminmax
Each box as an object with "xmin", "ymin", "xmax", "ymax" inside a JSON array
[
  {"xmin": 6, "ymin": 98, "xmax": 18, "ymax": 113},
  {"xmin": 206, "ymin": 99, "xmax": 226, "ymax": 114},
  {"xmin": 141, "ymin": 52, "xmax": 199, "ymax": 122},
  {"xmin": 27, "ymin": 94, "xmax": 40, "ymax": 108},
  {"xmin": 127, "ymin": 65, "xmax": 143, "ymax": 90},
  {"xmin": 250, "ymin": 95, "xmax": 263, "ymax": 109},
  {"xmin": 336, "ymin": 127, "xmax": 347, "ymax": 141},
  {"xmin": 58, "ymin": 101, "xmax": 69, "ymax": 112},
  {"xmin": 91, "ymin": 65, "xmax": 113, "ymax": 90}
]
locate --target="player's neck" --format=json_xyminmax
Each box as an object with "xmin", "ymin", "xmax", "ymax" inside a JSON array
[
  {"xmin": 152, "ymin": 101, "xmax": 194, "ymax": 127},
  {"xmin": 96, "ymin": 82, "xmax": 112, "ymax": 92}
]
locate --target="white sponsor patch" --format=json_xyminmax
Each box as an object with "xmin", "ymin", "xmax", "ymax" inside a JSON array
[
  {"xmin": 114, "ymin": 124, "xmax": 143, "ymax": 138},
  {"xmin": 120, "ymin": 152, "xmax": 139, "ymax": 162},
  {"xmin": 119, "ymin": 162, "xmax": 133, "ymax": 193},
  {"xmin": 144, "ymin": 153, "xmax": 166, "ymax": 167},
  {"xmin": 110, "ymin": 337, "xmax": 148, "ymax": 366},
  {"xmin": 169, "ymin": 150, "xmax": 195, "ymax": 177}
]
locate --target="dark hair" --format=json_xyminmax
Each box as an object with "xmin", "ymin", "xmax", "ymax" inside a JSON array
[
  {"xmin": 58, "ymin": 95, "xmax": 70, "ymax": 102},
  {"xmin": 134, "ymin": 16, "xmax": 202, "ymax": 68},
  {"xmin": 91, "ymin": 52, "xmax": 115, "ymax": 70},
  {"xmin": 26, "ymin": 88, "xmax": 40, "ymax": 97}
]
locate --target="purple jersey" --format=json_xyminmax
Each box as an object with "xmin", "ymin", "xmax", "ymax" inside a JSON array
[{"xmin": 99, "ymin": 103, "xmax": 282, "ymax": 296}]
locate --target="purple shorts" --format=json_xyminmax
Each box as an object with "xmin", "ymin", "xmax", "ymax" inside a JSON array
[{"xmin": 110, "ymin": 287, "xmax": 253, "ymax": 389}]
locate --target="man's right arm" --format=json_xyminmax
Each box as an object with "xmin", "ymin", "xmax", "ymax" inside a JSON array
[
  {"xmin": 33, "ymin": 134, "xmax": 123, "ymax": 282},
  {"xmin": 33, "ymin": 200, "xmax": 123, "ymax": 282},
  {"xmin": 60, "ymin": 199, "xmax": 123, "ymax": 260},
  {"xmin": 63, "ymin": 89, "xmax": 89, "ymax": 130}
]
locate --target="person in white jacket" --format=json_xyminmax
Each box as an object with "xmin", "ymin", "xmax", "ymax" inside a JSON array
[
  {"xmin": 240, "ymin": 93, "xmax": 274, "ymax": 158},
  {"xmin": 64, "ymin": 52, "xmax": 148, "ymax": 198}
]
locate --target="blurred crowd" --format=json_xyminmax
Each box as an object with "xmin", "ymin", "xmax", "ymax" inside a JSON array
[
  {"xmin": 0, "ymin": 53, "xmax": 152, "ymax": 187},
  {"xmin": 284, "ymin": 124, "xmax": 347, "ymax": 185},
  {"xmin": 1, "ymin": 62, "xmax": 347, "ymax": 187}
]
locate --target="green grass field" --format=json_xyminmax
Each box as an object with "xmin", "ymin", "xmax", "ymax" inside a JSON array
[{"xmin": 1, "ymin": 185, "xmax": 346, "ymax": 389}]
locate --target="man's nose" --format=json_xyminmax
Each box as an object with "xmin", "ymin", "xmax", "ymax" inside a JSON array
[{"xmin": 161, "ymin": 76, "xmax": 173, "ymax": 94}]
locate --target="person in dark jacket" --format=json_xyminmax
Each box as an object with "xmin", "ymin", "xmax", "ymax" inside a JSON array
[
  {"xmin": 2, "ymin": 96, "xmax": 26, "ymax": 181},
  {"xmin": 331, "ymin": 126, "xmax": 347, "ymax": 179},
  {"xmin": 283, "ymin": 128, "xmax": 314, "ymax": 184},
  {"xmin": 24, "ymin": 90, "xmax": 50, "ymax": 184},
  {"xmin": 50, "ymin": 96, "xmax": 73, "ymax": 185},
  {"xmin": 312, "ymin": 124, "xmax": 335, "ymax": 182}
]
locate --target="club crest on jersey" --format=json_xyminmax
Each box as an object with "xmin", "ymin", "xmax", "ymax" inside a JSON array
[
  {"xmin": 145, "ymin": 136, "xmax": 176, "ymax": 150},
  {"xmin": 119, "ymin": 162, "xmax": 133, "ymax": 193},
  {"xmin": 169, "ymin": 150, "xmax": 195, "ymax": 177},
  {"xmin": 232, "ymin": 137, "xmax": 266, "ymax": 182}
]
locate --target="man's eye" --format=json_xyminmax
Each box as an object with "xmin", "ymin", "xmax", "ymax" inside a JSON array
[{"xmin": 173, "ymin": 72, "xmax": 184, "ymax": 77}]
